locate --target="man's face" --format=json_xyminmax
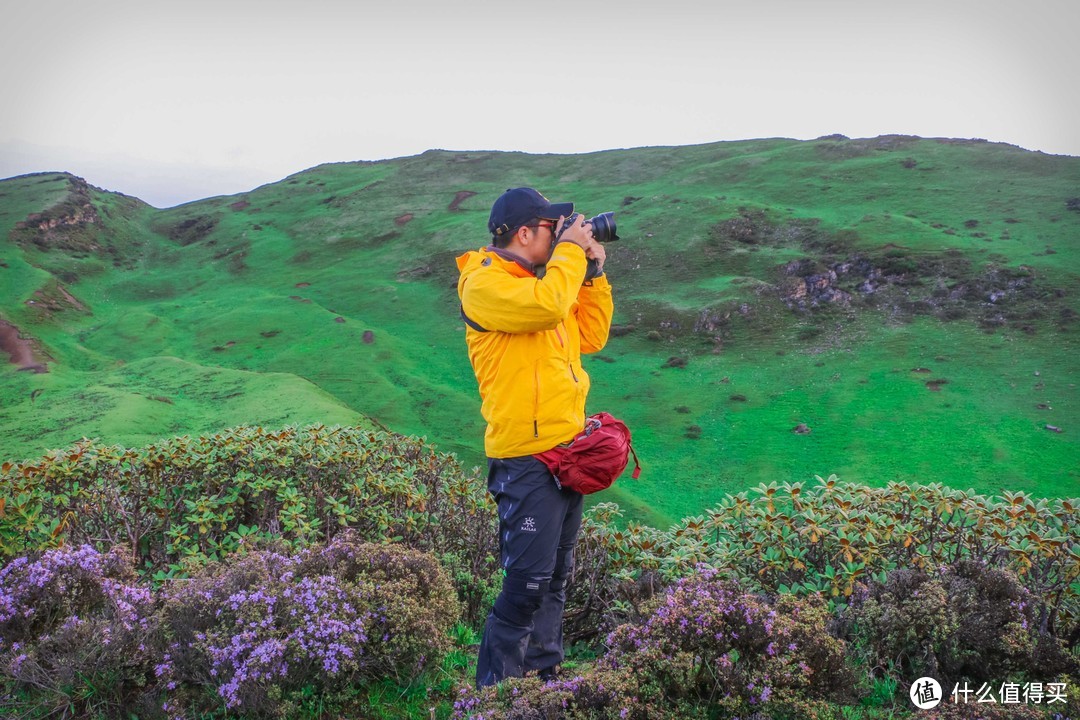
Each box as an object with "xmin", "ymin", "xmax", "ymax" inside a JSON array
[{"xmin": 522, "ymin": 219, "xmax": 556, "ymax": 265}]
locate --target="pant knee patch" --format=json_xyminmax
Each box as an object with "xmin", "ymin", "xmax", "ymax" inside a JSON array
[
  {"xmin": 492, "ymin": 573, "xmax": 550, "ymax": 627},
  {"xmin": 503, "ymin": 572, "xmax": 551, "ymax": 597}
]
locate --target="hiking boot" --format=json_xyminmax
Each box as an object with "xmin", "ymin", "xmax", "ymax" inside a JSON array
[{"xmin": 537, "ymin": 665, "xmax": 559, "ymax": 682}]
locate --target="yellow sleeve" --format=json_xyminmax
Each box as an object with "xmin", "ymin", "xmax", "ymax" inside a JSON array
[
  {"xmin": 461, "ymin": 243, "xmax": 589, "ymax": 333},
  {"xmin": 575, "ymin": 273, "xmax": 614, "ymax": 353}
]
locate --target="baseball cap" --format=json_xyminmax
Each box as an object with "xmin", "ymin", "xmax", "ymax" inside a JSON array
[{"xmin": 488, "ymin": 187, "xmax": 574, "ymax": 238}]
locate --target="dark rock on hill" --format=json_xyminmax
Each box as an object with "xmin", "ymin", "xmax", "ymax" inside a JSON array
[
  {"xmin": 161, "ymin": 214, "xmax": 219, "ymax": 246},
  {"xmin": 10, "ymin": 175, "xmax": 102, "ymax": 253}
]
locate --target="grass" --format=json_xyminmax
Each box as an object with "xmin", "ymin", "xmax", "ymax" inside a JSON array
[{"xmin": 2, "ymin": 138, "xmax": 1078, "ymax": 528}]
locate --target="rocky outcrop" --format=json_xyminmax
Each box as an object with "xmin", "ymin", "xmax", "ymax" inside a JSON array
[
  {"xmin": 773, "ymin": 251, "xmax": 1075, "ymax": 337},
  {"xmin": 10, "ymin": 175, "xmax": 102, "ymax": 253},
  {"xmin": 781, "ymin": 259, "xmax": 854, "ymax": 308}
]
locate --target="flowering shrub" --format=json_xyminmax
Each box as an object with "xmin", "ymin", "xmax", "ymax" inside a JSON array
[
  {"xmin": 456, "ymin": 570, "xmax": 853, "ymax": 720},
  {"xmin": 0, "ymin": 424, "xmax": 500, "ymax": 625},
  {"xmin": 566, "ymin": 502, "xmax": 666, "ymax": 645},
  {"xmin": 842, "ymin": 561, "xmax": 1078, "ymax": 685},
  {"xmin": 604, "ymin": 570, "xmax": 853, "ymax": 709},
  {"xmin": 451, "ymin": 669, "xmax": 690, "ymax": 720},
  {"xmin": 0, "ymin": 544, "xmax": 156, "ymax": 718},
  {"xmin": 157, "ymin": 534, "xmax": 459, "ymax": 717},
  {"xmin": 565, "ymin": 477, "xmax": 1080, "ymax": 654},
  {"xmin": 920, "ymin": 699, "xmax": 1047, "ymax": 720}
]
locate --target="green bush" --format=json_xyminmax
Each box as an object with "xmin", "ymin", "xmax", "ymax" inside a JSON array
[
  {"xmin": 0, "ymin": 424, "xmax": 500, "ymax": 626},
  {"xmin": 842, "ymin": 561, "xmax": 1078, "ymax": 685},
  {"xmin": 565, "ymin": 477, "xmax": 1080, "ymax": 655}
]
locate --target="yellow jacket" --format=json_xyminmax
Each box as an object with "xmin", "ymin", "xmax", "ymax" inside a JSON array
[{"xmin": 456, "ymin": 242, "xmax": 614, "ymax": 458}]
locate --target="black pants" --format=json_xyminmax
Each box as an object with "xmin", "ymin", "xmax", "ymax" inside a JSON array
[{"xmin": 475, "ymin": 455, "xmax": 583, "ymax": 688}]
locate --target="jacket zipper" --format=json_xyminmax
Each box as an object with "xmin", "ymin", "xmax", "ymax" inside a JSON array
[
  {"xmin": 557, "ymin": 323, "xmax": 578, "ymax": 382},
  {"xmin": 533, "ymin": 361, "xmax": 540, "ymax": 437}
]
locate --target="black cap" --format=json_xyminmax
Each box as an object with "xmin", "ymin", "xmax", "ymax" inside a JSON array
[{"xmin": 488, "ymin": 187, "xmax": 574, "ymax": 238}]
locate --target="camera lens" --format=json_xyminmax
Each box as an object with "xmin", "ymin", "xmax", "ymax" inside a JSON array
[{"xmin": 588, "ymin": 212, "xmax": 619, "ymax": 243}]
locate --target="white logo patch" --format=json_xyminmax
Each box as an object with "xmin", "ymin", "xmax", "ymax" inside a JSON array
[{"xmin": 521, "ymin": 517, "xmax": 537, "ymax": 532}]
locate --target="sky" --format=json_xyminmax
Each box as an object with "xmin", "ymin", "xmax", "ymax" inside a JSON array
[{"xmin": 1, "ymin": 0, "xmax": 1077, "ymax": 208}]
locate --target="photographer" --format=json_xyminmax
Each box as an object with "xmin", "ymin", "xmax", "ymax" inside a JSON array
[{"xmin": 455, "ymin": 187, "xmax": 613, "ymax": 687}]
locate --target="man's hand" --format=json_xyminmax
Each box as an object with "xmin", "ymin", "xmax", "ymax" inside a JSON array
[
  {"xmin": 555, "ymin": 214, "xmax": 594, "ymax": 248},
  {"xmin": 583, "ymin": 235, "xmax": 606, "ymax": 274},
  {"xmin": 557, "ymin": 214, "xmax": 605, "ymax": 274}
]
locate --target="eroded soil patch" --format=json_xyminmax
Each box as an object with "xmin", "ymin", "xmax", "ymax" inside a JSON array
[
  {"xmin": 0, "ymin": 320, "xmax": 49, "ymax": 372},
  {"xmin": 448, "ymin": 191, "xmax": 477, "ymax": 211}
]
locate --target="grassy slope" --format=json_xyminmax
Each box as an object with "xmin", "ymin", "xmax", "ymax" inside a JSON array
[{"xmin": 1, "ymin": 138, "xmax": 1078, "ymax": 526}]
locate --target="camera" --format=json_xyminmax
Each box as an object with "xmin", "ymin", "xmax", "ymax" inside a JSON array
[
  {"xmin": 552, "ymin": 211, "xmax": 620, "ymax": 281},
  {"xmin": 586, "ymin": 211, "xmax": 620, "ymax": 243},
  {"xmin": 559, "ymin": 212, "xmax": 620, "ymax": 243}
]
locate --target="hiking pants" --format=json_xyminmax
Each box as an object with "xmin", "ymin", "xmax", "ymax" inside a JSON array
[{"xmin": 475, "ymin": 455, "xmax": 584, "ymax": 688}]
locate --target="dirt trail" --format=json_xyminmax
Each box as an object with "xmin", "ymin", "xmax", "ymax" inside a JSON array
[{"xmin": 0, "ymin": 320, "xmax": 48, "ymax": 372}]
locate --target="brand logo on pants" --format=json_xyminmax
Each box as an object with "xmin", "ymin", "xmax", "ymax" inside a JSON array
[{"xmin": 521, "ymin": 517, "xmax": 537, "ymax": 532}]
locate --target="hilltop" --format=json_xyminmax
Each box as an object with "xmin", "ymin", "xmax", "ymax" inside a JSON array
[{"xmin": 2, "ymin": 136, "xmax": 1078, "ymax": 525}]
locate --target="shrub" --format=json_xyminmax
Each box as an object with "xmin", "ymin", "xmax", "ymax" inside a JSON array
[
  {"xmin": 842, "ymin": 561, "xmax": 1077, "ymax": 686},
  {"xmin": 452, "ymin": 668, "xmax": 702, "ymax": 720},
  {"xmin": 0, "ymin": 544, "xmax": 156, "ymax": 718},
  {"xmin": 0, "ymin": 424, "xmax": 500, "ymax": 626},
  {"xmin": 156, "ymin": 535, "xmax": 459, "ymax": 717},
  {"xmin": 457, "ymin": 570, "xmax": 854, "ymax": 720},
  {"xmin": 566, "ymin": 503, "xmax": 666, "ymax": 645},
  {"xmin": 921, "ymin": 699, "xmax": 1046, "ymax": 720},
  {"xmin": 566, "ymin": 477, "xmax": 1080, "ymax": 654},
  {"xmin": 604, "ymin": 570, "xmax": 854, "ymax": 708}
]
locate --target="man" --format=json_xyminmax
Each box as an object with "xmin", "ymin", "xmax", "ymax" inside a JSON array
[{"xmin": 455, "ymin": 187, "xmax": 614, "ymax": 687}]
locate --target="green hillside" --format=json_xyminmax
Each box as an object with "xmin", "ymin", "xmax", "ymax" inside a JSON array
[{"xmin": 2, "ymin": 136, "xmax": 1078, "ymax": 525}]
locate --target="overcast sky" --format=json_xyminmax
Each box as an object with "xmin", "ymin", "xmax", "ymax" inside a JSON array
[{"xmin": 1, "ymin": 0, "xmax": 1076, "ymax": 208}]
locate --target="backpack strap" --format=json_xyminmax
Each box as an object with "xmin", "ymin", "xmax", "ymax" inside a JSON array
[{"xmin": 460, "ymin": 305, "xmax": 489, "ymax": 333}]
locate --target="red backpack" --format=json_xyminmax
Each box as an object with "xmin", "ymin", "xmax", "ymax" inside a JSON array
[{"xmin": 534, "ymin": 412, "xmax": 641, "ymax": 494}]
